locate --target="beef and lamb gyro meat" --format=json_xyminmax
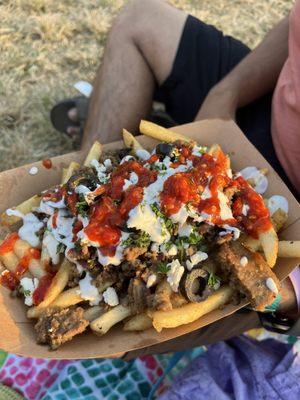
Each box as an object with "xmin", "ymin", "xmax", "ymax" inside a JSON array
[
  {"xmin": 35, "ymin": 307, "xmax": 89, "ymax": 350},
  {"xmin": 214, "ymin": 241, "xmax": 280, "ymax": 311}
]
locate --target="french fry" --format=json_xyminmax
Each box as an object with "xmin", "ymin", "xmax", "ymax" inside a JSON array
[
  {"xmin": 259, "ymin": 227, "xmax": 278, "ymax": 268},
  {"xmin": 27, "ymin": 259, "xmax": 72, "ymax": 318},
  {"xmin": 139, "ymin": 120, "xmax": 191, "ymax": 143},
  {"xmin": 123, "ymin": 313, "xmax": 153, "ymax": 331},
  {"xmin": 0, "ymin": 252, "xmax": 19, "ymax": 272},
  {"xmin": 278, "ymin": 240, "xmax": 300, "ymax": 258},
  {"xmin": 90, "ymin": 305, "xmax": 131, "ymax": 335},
  {"xmin": 271, "ymin": 209, "xmax": 288, "ymax": 232},
  {"xmin": 62, "ymin": 161, "xmax": 81, "ymax": 184},
  {"xmin": 61, "ymin": 167, "xmax": 68, "ymax": 184},
  {"xmin": 208, "ymin": 144, "xmax": 230, "ymax": 169},
  {"xmin": 243, "ymin": 236, "xmax": 261, "ymax": 252},
  {"xmin": 122, "ymin": 129, "xmax": 144, "ymax": 152},
  {"xmin": 83, "ymin": 305, "xmax": 104, "ymax": 322},
  {"xmin": 0, "ymin": 195, "xmax": 41, "ymax": 226},
  {"xmin": 50, "ymin": 286, "xmax": 83, "ymax": 308},
  {"xmin": 152, "ymin": 286, "xmax": 233, "ymax": 332},
  {"xmin": 14, "ymin": 239, "xmax": 46, "ymax": 278},
  {"xmin": 84, "ymin": 141, "xmax": 102, "ymax": 166}
]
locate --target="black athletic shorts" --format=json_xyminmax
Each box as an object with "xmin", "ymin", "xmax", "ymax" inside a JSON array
[{"xmin": 155, "ymin": 15, "xmax": 291, "ymax": 188}]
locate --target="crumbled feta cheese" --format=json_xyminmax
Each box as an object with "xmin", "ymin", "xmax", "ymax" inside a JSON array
[
  {"xmin": 267, "ymin": 195, "xmax": 289, "ymax": 216},
  {"xmin": 186, "ymin": 251, "xmax": 208, "ymax": 271},
  {"xmin": 178, "ymin": 223, "xmax": 194, "ymax": 237},
  {"xmin": 90, "ymin": 159, "xmax": 108, "ymax": 183},
  {"xmin": 43, "ymin": 198, "xmax": 66, "ymax": 209},
  {"xmin": 219, "ymin": 224, "xmax": 240, "ymax": 240},
  {"xmin": 29, "ymin": 166, "xmax": 38, "ymax": 175},
  {"xmin": 170, "ymin": 206, "xmax": 189, "ymax": 226},
  {"xmin": 146, "ymin": 274, "xmax": 157, "ymax": 288},
  {"xmin": 167, "ymin": 259, "xmax": 184, "ymax": 292},
  {"xmin": 151, "ymin": 243, "xmax": 159, "ymax": 253},
  {"xmin": 20, "ymin": 277, "xmax": 39, "ymax": 306},
  {"xmin": 103, "ymin": 287, "xmax": 119, "ymax": 306},
  {"xmin": 242, "ymin": 204, "xmax": 250, "ymax": 216},
  {"xmin": 136, "ymin": 149, "xmax": 151, "ymax": 160},
  {"xmin": 240, "ymin": 256, "xmax": 248, "ymax": 267},
  {"xmin": 127, "ymin": 204, "xmax": 170, "ymax": 244},
  {"xmin": 122, "ymin": 171, "xmax": 139, "ymax": 191},
  {"xmin": 160, "ymin": 244, "xmax": 178, "ymax": 256},
  {"xmin": 75, "ymin": 185, "xmax": 91, "ymax": 195},
  {"xmin": 78, "ymin": 272, "xmax": 102, "ymax": 305},
  {"xmin": 18, "ymin": 213, "xmax": 44, "ymax": 247},
  {"xmin": 103, "ymin": 159, "xmax": 112, "ymax": 169}
]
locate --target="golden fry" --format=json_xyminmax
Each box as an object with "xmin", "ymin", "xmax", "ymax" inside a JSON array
[
  {"xmin": 278, "ymin": 240, "xmax": 300, "ymax": 258},
  {"xmin": 27, "ymin": 259, "xmax": 72, "ymax": 318},
  {"xmin": 83, "ymin": 305, "xmax": 105, "ymax": 322},
  {"xmin": 152, "ymin": 286, "xmax": 233, "ymax": 332},
  {"xmin": 62, "ymin": 161, "xmax": 81, "ymax": 184},
  {"xmin": 139, "ymin": 120, "xmax": 191, "ymax": 143},
  {"xmin": 259, "ymin": 227, "xmax": 278, "ymax": 268},
  {"xmin": 122, "ymin": 129, "xmax": 144, "ymax": 152},
  {"xmin": 0, "ymin": 195, "xmax": 41, "ymax": 226},
  {"xmin": 0, "ymin": 251, "xmax": 19, "ymax": 272},
  {"xmin": 50, "ymin": 286, "xmax": 83, "ymax": 308},
  {"xmin": 14, "ymin": 238, "xmax": 45, "ymax": 278},
  {"xmin": 123, "ymin": 313, "xmax": 153, "ymax": 331},
  {"xmin": 90, "ymin": 305, "xmax": 131, "ymax": 335},
  {"xmin": 84, "ymin": 141, "xmax": 102, "ymax": 166}
]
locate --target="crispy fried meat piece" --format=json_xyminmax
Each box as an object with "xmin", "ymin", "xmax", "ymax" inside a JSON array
[
  {"xmin": 124, "ymin": 246, "xmax": 148, "ymax": 261},
  {"xmin": 35, "ymin": 307, "xmax": 89, "ymax": 349},
  {"xmin": 214, "ymin": 241, "xmax": 280, "ymax": 311},
  {"xmin": 128, "ymin": 278, "xmax": 149, "ymax": 314}
]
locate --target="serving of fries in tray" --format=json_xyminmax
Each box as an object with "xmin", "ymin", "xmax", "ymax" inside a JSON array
[{"xmin": 0, "ymin": 119, "xmax": 299, "ymax": 354}]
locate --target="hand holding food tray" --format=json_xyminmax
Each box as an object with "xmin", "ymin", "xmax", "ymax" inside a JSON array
[{"xmin": 0, "ymin": 119, "xmax": 299, "ymax": 360}]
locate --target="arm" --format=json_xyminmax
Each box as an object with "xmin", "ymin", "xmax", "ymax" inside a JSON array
[{"xmin": 196, "ymin": 15, "xmax": 289, "ymax": 120}]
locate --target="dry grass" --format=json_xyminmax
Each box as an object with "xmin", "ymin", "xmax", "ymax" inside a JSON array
[{"xmin": 0, "ymin": 0, "xmax": 293, "ymax": 171}]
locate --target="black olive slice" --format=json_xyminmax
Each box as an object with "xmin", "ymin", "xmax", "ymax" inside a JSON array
[
  {"xmin": 155, "ymin": 143, "xmax": 175, "ymax": 158},
  {"xmin": 180, "ymin": 268, "xmax": 212, "ymax": 302}
]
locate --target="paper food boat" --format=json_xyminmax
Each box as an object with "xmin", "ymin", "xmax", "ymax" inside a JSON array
[{"xmin": 0, "ymin": 119, "xmax": 299, "ymax": 359}]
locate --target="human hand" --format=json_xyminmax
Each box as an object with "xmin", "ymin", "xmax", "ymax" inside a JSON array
[{"xmin": 195, "ymin": 81, "xmax": 239, "ymax": 121}]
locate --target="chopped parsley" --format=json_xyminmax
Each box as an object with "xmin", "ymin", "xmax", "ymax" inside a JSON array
[
  {"xmin": 76, "ymin": 194, "xmax": 89, "ymax": 217},
  {"xmin": 74, "ymin": 239, "xmax": 82, "ymax": 252},
  {"xmin": 122, "ymin": 231, "xmax": 151, "ymax": 248},
  {"xmin": 208, "ymin": 272, "xmax": 221, "ymax": 289},
  {"xmin": 151, "ymin": 202, "xmax": 175, "ymax": 234},
  {"xmin": 56, "ymin": 242, "xmax": 65, "ymax": 254},
  {"xmin": 156, "ymin": 262, "xmax": 170, "ymax": 274},
  {"xmin": 20, "ymin": 288, "xmax": 31, "ymax": 297}
]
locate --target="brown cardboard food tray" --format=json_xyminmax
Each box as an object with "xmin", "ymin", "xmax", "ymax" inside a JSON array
[{"xmin": 0, "ymin": 119, "xmax": 299, "ymax": 359}]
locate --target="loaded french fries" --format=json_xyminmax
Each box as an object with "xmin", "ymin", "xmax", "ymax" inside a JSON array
[{"xmin": 0, "ymin": 120, "xmax": 299, "ymax": 349}]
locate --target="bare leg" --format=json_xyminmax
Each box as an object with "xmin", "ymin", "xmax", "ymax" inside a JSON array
[{"xmin": 82, "ymin": 0, "xmax": 187, "ymax": 149}]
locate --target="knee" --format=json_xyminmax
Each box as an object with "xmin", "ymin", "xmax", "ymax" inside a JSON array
[{"xmin": 110, "ymin": 0, "xmax": 163, "ymax": 40}]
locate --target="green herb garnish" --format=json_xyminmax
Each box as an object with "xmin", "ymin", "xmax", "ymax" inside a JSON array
[
  {"xmin": 56, "ymin": 242, "xmax": 65, "ymax": 254},
  {"xmin": 76, "ymin": 194, "xmax": 89, "ymax": 217},
  {"xmin": 20, "ymin": 288, "xmax": 31, "ymax": 297},
  {"xmin": 74, "ymin": 239, "xmax": 82, "ymax": 252},
  {"xmin": 156, "ymin": 262, "xmax": 170, "ymax": 274},
  {"xmin": 208, "ymin": 273, "xmax": 221, "ymax": 289},
  {"xmin": 151, "ymin": 202, "xmax": 175, "ymax": 234},
  {"xmin": 122, "ymin": 231, "xmax": 151, "ymax": 248}
]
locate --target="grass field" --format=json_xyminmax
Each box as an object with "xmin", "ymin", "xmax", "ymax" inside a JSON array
[{"xmin": 0, "ymin": 0, "xmax": 293, "ymax": 171}]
